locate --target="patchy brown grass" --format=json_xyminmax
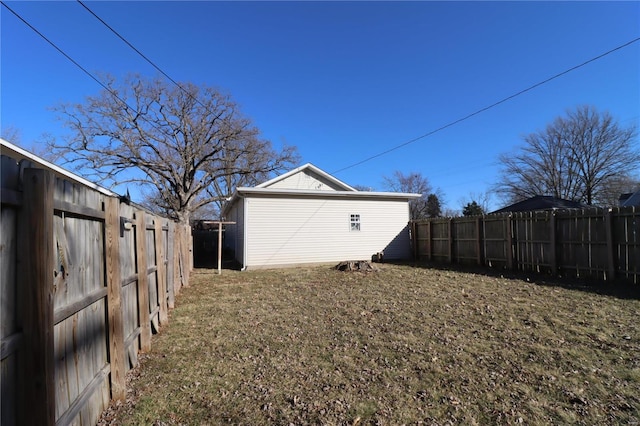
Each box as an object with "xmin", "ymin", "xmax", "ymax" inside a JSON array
[{"xmin": 99, "ymin": 264, "xmax": 639, "ymax": 425}]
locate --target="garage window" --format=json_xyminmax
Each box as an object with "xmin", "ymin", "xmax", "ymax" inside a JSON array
[{"xmin": 350, "ymin": 214, "xmax": 361, "ymax": 231}]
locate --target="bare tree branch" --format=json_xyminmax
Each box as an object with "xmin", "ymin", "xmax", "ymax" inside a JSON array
[
  {"xmin": 49, "ymin": 74, "xmax": 300, "ymax": 224},
  {"xmin": 495, "ymin": 105, "xmax": 639, "ymax": 207}
]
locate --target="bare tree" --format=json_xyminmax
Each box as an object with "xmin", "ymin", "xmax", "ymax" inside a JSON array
[
  {"xmin": 383, "ymin": 171, "xmax": 442, "ymax": 220},
  {"xmin": 353, "ymin": 185, "xmax": 374, "ymax": 192},
  {"xmin": 495, "ymin": 106, "xmax": 639, "ymax": 206},
  {"xmin": 1, "ymin": 125, "xmax": 23, "ymax": 143},
  {"xmin": 49, "ymin": 74, "xmax": 299, "ymax": 225}
]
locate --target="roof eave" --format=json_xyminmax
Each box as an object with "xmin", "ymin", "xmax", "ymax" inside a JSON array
[{"xmin": 234, "ymin": 187, "xmax": 421, "ymax": 200}]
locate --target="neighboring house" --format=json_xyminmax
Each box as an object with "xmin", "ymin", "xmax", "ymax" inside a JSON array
[
  {"xmin": 619, "ymin": 190, "xmax": 640, "ymax": 207},
  {"xmin": 490, "ymin": 195, "xmax": 586, "ymax": 214},
  {"xmin": 222, "ymin": 163, "xmax": 421, "ymax": 269}
]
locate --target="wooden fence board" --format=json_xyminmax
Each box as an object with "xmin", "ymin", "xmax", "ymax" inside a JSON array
[
  {"xmin": 451, "ymin": 218, "xmax": 479, "ymax": 264},
  {"xmin": 135, "ymin": 211, "xmax": 152, "ymax": 352},
  {"xmin": 412, "ymin": 207, "xmax": 639, "ymax": 284},
  {"xmin": 0, "ymin": 201, "xmax": 18, "ymax": 414},
  {"xmin": 482, "ymin": 215, "xmax": 508, "ymax": 268},
  {"xmin": 1, "ymin": 145, "xmax": 189, "ymax": 424},
  {"xmin": 18, "ymin": 168, "xmax": 56, "ymax": 425},
  {"xmin": 1, "ymin": 351, "xmax": 18, "ymax": 425},
  {"xmin": 146, "ymin": 221, "xmax": 160, "ymax": 331},
  {"xmin": 166, "ymin": 222, "xmax": 175, "ymax": 309},
  {"xmin": 119, "ymin": 203, "xmax": 140, "ymax": 370},
  {"xmin": 156, "ymin": 219, "xmax": 168, "ymax": 324},
  {"xmin": 105, "ymin": 197, "xmax": 126, "ymax": 402}
]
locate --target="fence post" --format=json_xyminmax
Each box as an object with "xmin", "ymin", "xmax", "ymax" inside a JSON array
[
  {"xmin": 173, "ymin": 223, "xmax": 182, "ymax": 295},
  {"xmin": 550, "ymin": 211, "xmax": 557, "ymax": 275},
  {"xmin": 506, "ymin": 214, "xmax": 514, "ymax": 270},
  {"xmin": 155, "ymin": 218, "xmax": 168, "ymax": 324},
  {"xmin": 604, "ymin": 208, "xmax": 616, "ymax": 281},
  {"xmin": 182, "ymin": 224, "xmax": 191, "ymax": 287},
  {"xmin": 135, "ymin": 210, "xmax": 151, "ymax": 352},
  {"xmin": 188, "ymin": 225, "xmax": 194, "ymax": 273},
  {"xmin": 105, "ymin": 197, "xmax": 126, "ymax": 401},
  {"xmin": 426, "ymin": 220, "xmax": 432, "ymax": 261},
  {"xmin": 476, "ymin": 216, "xmax": 483, "ymax": 266},
  {"xmin": 448, "ymin": 218, "xmax": 454, "ymax": 263},
  {"xmin": 166, "ymin": 221, "xmax": 176, "ymax": 309},
  {"xmin": 411, "ymin": 221, "xmax": 417, "ymax": 261},
  {"xmin": 18, "ymin": 168, "xmax": 55, "ymax": 426}
]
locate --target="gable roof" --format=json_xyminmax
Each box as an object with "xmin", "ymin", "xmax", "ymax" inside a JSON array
[
  {"xmin": 222, "ymin": 163, "xmax": 420, "ymax": 216},
  {"xmin": 491, "ymin": 195, "xmax": 586, "ymax": 214},
  {"xmin": 256, "ymin": 163, "xmax": 356, "ymax": 191},
  {"xmin": 620, "ymin": 189, "xmax": 640, "ymax": 207}
]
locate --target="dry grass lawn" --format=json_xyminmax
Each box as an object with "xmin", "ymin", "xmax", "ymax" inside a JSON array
[{"xmin": 99, "ymin": 263, "xmax": 639, "ymax": 425}]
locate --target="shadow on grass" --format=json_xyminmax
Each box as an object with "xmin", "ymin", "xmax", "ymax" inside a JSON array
[{"xmin": 386, "ymin": 260, "xmax": 640, "ymax": 301}]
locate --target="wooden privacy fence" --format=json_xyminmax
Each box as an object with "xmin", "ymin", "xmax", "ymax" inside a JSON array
[
  {"xmin": 1, "ymin": 147, "xmax": 192, "ymax": 425},
  {"xmin": 411, "ymin": 207, "xmax": 639, "ymax": 284}
]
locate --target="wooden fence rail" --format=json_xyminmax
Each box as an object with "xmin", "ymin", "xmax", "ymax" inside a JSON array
[
  {"xmin": 412, "ymin": 207, "xmax": 639, "ymax": 284},
  {"xmin": 1, "ymin": 145, "xmax": 192, "ymax": 426}
]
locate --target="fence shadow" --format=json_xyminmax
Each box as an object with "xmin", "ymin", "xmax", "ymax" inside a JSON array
[{"xmin": 386, "ymin": 260, "xmax": 640, "ymax": 301}]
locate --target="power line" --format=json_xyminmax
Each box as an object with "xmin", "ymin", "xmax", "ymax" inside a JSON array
[
  {"xmin": 0, "ymin": 1, "xmax": 130, "ymax": 107},
  {"xmin": 76, "ymin": 0, "xmax": 209, "ymax": 113},
  {"xmin": 76, "ymin": 1, "xmax": 184, "ymax": 93},
  {"xmin": 1, "ymin": 1, "xmax": 175, "ymax": 155},
  {"xmin": 6, "ymin": 0, "xmax": 639, "ymax": 179},
  {"xmin": 331, "ymin": 36, "xmax": 640, "ymax": 175}
]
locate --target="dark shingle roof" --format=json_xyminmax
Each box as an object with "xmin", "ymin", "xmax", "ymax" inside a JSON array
[
  {"xmin": 491, "ymin": 195, "xmax": 586, "ymax": 214},
  {"xmin": 620, "ymin": 190, "xmax": 640, "ymax": 207}
]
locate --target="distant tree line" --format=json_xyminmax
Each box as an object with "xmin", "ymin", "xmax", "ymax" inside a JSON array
[
  {"xmin": 494, "ymin": 105, "xmax": 639, "ymax": 207},
  {"xmin": 4, "ymin": 75, "xmax": 636, "ymax": 221}
]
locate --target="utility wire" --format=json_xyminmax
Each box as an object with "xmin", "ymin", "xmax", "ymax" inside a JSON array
[
  {"xmin": 331, "ymin": 36, "xmax": 640, "ymax": 175},
  {"xmin": 77, "ymin": 0, "xmax": 209, "ymax": 112},
  {"xmin": 0, "ymin": 1, "xmax": 133, "ymax": 109},
  {"xmin": 77, "ymin": 1, "xmax": 185, "ymax": 94},
  {"xmin": 1, "ymin": 1, "xmax": 176, "ymax": 153},
  {"xmin": 5, "ymin": 0, "xmax": 639, "ymax": 178}
]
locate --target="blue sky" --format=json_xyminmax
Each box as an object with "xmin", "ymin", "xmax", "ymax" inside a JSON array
[{"xmin": 2, "ymin": 1, "xmax": 639, "ymax": 212}]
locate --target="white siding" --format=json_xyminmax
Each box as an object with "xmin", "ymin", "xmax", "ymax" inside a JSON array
[
  {"xmin": 266, "ymin": 170, "xmax": 344, "ymax": 191},
  {"xmin": 244, "ymin": 196, "xmax": 411, "ymax": 268}
]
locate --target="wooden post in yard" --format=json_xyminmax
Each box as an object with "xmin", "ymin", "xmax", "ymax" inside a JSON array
[
  {"xmin": 155, "ymin": 218, "xmax": 168, "ymax": 324},
  {"xmin": 105, "ymin": 197, "xmax": 126, "ymax": 401},
  {"xmin": 18, "ymin": 168, "xmax": 55, "ymax": 426},
  {"xmin": 135, "ymin": 210, "xmax": 151, "ymax": 352}
]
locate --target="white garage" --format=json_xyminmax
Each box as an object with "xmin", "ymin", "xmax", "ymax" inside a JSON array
[{"xmin": 222, "ymin": 163, "xmax": 420, "ymax": 269}]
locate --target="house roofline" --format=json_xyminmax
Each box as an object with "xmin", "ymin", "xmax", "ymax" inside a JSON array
[
  {"xmin": 222, "ymin": 187, "xmax": 421, "ymax": 216},
  {"xmin": 255, "ymin": 163, "xmax": 357, "ymax": 191}
]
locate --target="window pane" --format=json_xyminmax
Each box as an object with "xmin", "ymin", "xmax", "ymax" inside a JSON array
[{"xmin": 350, "ymin": 214, "xmax": 360, "ymax": 231}]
